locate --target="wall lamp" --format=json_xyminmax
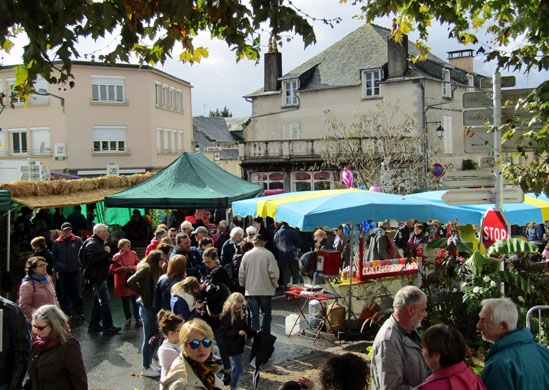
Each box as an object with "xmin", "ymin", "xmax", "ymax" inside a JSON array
[
  {"xmin": 427, "ymin": 121, "xmax": 445, "ymax": 139},
  {"xmin": 194, "ymin": 144, "xmax": 201, "ymax": 152},
  {"xmin": 36, "ymin": 88, "xmax": 65, "ymax": 112}
]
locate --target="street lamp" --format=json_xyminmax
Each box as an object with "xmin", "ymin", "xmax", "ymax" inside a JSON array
[
  {"xmin": 427, "ymin": 121, "xmax": 445, "ymax": 139},
  {"xmin": 36, "ymin": 88, "xmax": 65, "ymax": 112}
]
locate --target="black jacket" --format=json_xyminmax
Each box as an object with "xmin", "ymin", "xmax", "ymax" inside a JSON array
[
  {"xmin": 82, "ymin": 234, "xmax": 112, "ymax": 284},
  {"xmin": 220, "ymin": 312, "xmax": 257, "ymax": 356}
]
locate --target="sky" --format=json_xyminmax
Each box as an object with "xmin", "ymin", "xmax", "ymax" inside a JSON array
[{"xmin": 2, "ymin": 0, "xmax": 548, "ymax": 117}]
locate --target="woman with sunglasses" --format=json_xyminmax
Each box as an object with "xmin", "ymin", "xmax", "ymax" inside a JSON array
[
  {"xmin": 26, "ymin": 304, "xmax": 87, "ymax": 390},
  {"xmin": 161, "ymin": 318, "xmax": 224, "ymax": 390},
  {"xmin": 19, "ymin": 256, "xmax": 59, "ymax": 328}
]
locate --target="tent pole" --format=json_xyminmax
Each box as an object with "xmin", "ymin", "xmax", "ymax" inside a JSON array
[{"xmin": 6, "ymin": 209, "xmax": 10, "ymax": 273}]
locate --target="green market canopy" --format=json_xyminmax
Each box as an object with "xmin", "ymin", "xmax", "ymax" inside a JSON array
[{"xmin": 104, "ymin": 152, "xmax": 263, "ymax": 209}]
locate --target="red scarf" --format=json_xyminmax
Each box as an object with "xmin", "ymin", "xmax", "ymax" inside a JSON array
[{"xmin": 32, "ymin": 335, "xmax": 60, "ymax": 351}]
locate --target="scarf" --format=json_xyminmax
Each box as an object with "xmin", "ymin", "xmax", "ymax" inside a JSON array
[
  {"xmin": 184, "ymin": 354, "xmax": 219, "ymax": 390},
  {"xmin": 32, "ymin": 335, "xmax": 60, "ymax": 351},
  {"xmin": 30, "ymin": 274, "xmax": 48, "ymax": 284}
]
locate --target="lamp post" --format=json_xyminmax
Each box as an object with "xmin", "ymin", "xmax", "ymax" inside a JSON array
[
  {"xmin": 427, "ymin": 121, "xmax": 445, "ymax": 139},
  {"xmin": 36, "ymin": 88, "xmax": 65, "ymax": 112}
]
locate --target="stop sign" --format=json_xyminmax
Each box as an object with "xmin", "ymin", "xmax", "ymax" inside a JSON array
[{"xmin": 481, "ymin": 209, "xmax": 510, "ymax": 248}]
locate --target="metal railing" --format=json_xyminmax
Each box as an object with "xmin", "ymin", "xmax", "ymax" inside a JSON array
[{"xmin": 526, "ymin": 305, "xmax": 549, "ymax": 344}]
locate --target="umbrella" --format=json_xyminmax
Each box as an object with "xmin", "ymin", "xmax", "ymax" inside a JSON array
[
  {"xmin": 406, "ymin": 191, "xmax": 549, "ymax": 226},
  {"xmin": 232, "ymin": 189, "xmax": 483, "ymax": 230},
  {"xmin": 249, "ymin": 331, "xmax": 277, "ymax": 390}
]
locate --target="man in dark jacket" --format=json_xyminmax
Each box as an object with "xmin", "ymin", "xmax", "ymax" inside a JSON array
[
  {"xmin": 0, "ymin": 296, "xmax": 30, "ymax": 390},
  {"xmin": 273, "ymin": 222, "xmax": 302, "ymax": 290},
  {"xmin": 51, "ymin": 222, "xmax": 85, "ymax": 319},
  {"xmin": 81, "ymin": 223, "xmax": 121, "ymax": 335},
  {"xmin": 171, "ymin": 233, "xmax": 203, "ymax": 277},
  {"xmin": 393, "ymin": 219, "xmax": 415, "ymax": 257}
]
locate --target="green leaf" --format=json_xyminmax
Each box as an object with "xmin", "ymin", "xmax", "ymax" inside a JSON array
[{"xmin": 486, "ymin": 238, "xmax": 539, "ymax": 256}]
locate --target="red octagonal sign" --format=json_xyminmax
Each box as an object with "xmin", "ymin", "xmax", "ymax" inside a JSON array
[{"xmin": 481, "ymin": 209, "xmax": 510, "ymax": 248}]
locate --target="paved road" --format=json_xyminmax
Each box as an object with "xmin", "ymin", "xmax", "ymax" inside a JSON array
[{"xmin": 72, "ymin": 284, "xmax": 371, "ymax": 390}]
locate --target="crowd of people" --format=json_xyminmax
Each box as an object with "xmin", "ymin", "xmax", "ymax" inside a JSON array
[{"xmin": 2, "ymin": 206, "xmax": 549, "ymax": 390}]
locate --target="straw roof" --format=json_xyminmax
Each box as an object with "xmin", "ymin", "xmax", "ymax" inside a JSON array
[{"xmin": 0, "ymin": 173, "xmax": 154, "ymax": 209}]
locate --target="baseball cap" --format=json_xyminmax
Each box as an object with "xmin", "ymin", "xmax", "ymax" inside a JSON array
[
  {"xmin": 253, "ymin": 234, "xmax": 266, "ymax": 242},
  {"xmin": 192, "ymin": 226, "xmax": 209, "ymax": 235},
  {"xmin": 61, "ymin": 222, "xmax": 73, "ymax": 231}
]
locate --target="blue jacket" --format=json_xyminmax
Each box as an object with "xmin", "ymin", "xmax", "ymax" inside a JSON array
[
  {"xmin": 273, "ymin": 224, "xmax": 301, "ymax": 266},
  {"xmin": 51, "ymin": 234, "xmax": 83, "ymax": 274},
  {"xmin": 482, "ymin": 328, "xmax": 549, "ymax": 390}
]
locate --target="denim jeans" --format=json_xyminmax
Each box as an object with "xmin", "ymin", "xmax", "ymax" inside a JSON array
[
  {"xmin": 229, "ymin": 354, "xmax": 243, "ymax": 389},
  {"xmin": 121, "ymin": 295, "xmax": 139, "ymax": 320},
  {"xmin": 213, "ymin": 326, "xmax": 231, "ymax": 371},
  {"xmin": 246, "ymin": 295, "xmax": 273, "ymax": 334},
  {"xmin": 90, "ymin": 280, "xmax": 114, "ymax": 329},
  {"xmin": 57, "ymin": 271, "xmax": 85, "ymax": 317},
  {"xmin": 139, "ymin": 305, "xmax": 159, "ymax": 368}
]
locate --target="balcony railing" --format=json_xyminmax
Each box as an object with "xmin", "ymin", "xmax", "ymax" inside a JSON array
[{"xmin": 239, "ymin": 139, "xmax": 328, "ymax": 161}]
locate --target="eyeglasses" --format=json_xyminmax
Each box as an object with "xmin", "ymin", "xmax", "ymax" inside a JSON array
[
  {"xmin": 32, "ymin": 323, "xmax": 49, "ymax": 331},
  {"xmin": 187, "ymin": 338, "xmax": 212, "ymax": 349}
]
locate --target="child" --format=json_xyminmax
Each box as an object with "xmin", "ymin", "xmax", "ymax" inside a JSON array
[
  {"xmin": 220, "ymin": 292, "xmax": 258, "ymax": 390},
  {"xmin": 170, "ymin": 276, "xmax": 204, "ymax": 321},
  {"xmin": 109, "ymin": 238, "xmax": 141, "ymax": 327},
  {"xmin": 156, "ymin": 309, "xmax": 184, "ymax": 386}
]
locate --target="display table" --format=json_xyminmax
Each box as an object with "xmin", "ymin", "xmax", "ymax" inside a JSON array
[{"xmin": 285, "ymin": 286, "xmax": 343, "ymax": 343}]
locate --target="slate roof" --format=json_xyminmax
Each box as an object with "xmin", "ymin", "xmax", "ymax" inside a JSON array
[
  {"xmin": 193, "ymin": 116, "xmax": 242, "ymax": 143},
  {"xmin": 246, "ymin": 23, "xmax": 485, "ymax": 96}
]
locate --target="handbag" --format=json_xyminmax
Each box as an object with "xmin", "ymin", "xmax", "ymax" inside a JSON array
[{"xmin": 124, "ymin": 271, "xmax": 134, "ymax": 288}]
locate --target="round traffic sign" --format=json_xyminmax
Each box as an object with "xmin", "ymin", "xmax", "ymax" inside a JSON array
[
  {"xmin": 481, "ymin": 209, "xmax": 510, "ymax": 248},
  {"xmin": 432, "ymin": 163, "xmax": 444, "ymax": 177}
]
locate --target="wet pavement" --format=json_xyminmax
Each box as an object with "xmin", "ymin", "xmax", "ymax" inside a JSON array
[{"xmin": 72, "ymin": 285, "xmax": 373, "ymax": 390}]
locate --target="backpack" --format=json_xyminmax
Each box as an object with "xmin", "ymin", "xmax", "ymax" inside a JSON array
[{"xmin": 78, "ymin": 238, "xmax": 93, "ymax": 280}]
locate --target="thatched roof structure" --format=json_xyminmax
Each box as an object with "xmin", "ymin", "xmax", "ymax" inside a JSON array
[{"xmin": 0, "ymin": 173, "xmax": 154, "ymax": 209}]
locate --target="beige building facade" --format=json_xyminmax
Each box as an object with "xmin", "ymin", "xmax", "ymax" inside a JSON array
[
  {"xmin": 241, "ymin": 24, "xmax": 487, "ymax": 193},
  {"xmin": 0, "ymin": 62, "xmax": 193, "ymax": 179}
]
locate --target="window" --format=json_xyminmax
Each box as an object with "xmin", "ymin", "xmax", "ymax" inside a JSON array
[
  {"xmin": 91, "ymin": 75, "xmax": 125, "ymax": 103},
  {"xmin": 93, "ymin": 126, "xmax": 126, "ymax": 153},
  {"xmin": 282, "ymin": 123, "xmax": 301, "ymax": 140},
  {"xmin": 155, "ymin": 82, "xmax": 162, "ymax": 106},
  {"xmin": 9, "ymin": 128, "xmax": 27, "ymax": 155},
  {"xmin": 176, "ymin": 130, "xmax": 183, "ymax": 151},
  {"xmin": 250, "ymin": 172, "xmax": 284, "ymax": 190},
  {"xmin": 30, "ymin": 77, "xmax": 49, "ymax": 104},
  {"xmin": 176, "ymin": 89, "xmax": 183, "ymax": 112},
  {"xmin": 6, "ymin": 79, "xmax": 25, "ymax": 105},
  {"xmin": 291, "ymin": 171, "xmax": 333, "ymax": 191},
  {"xmin": 170, "ymin": 130, "xmax": 177, "ymax": 153},
  {"xmin": 442, "ymin": 68, "xmax": 452, "ymax": 98},
  {"xmin": 362, "ymin": 69, "xmax": 382, "ymax": 97},
  {"xmin": 282, "ymin": 79, "xmax": 299, "ymax": 106},
  {"xmin": 169, "ymin": 87, "xmax": 175, "ymax": 110},
  {"xmin": 162, "ymin": 85, "xmax": 168, "ymax": 108},
  {"xmin": 156, "ymin": 128, "xmax": 181, "ymax": 153},
  {"xmin": 467, "ymin": 74, "xmax": 475, "ymax": 92},
  {"xmin": 30, "ymin": 127, "xmax": 51, "ymax": 155}
]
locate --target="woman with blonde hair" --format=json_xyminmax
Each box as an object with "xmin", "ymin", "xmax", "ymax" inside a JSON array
[
  {"xmin": 127, "ymin": 249, "xmax": 166, "ymax": 377},
  {"xmin": 19, "ymin": 256, "xmax": 59, "ymax": 327},
  {"xmin": 170, "ymin": 276, "xmax": 204, "ymax": 321},
  {"xmin": 161, "ymin": 318, "xmax": 224, "ymax": 389},
  {"xmin": 26, "ymin": 304, "xmax": 87, "ymax": 389},
  {"xmin": 220, "ymin": 292, "xmax": 258, "ymax": 390}
]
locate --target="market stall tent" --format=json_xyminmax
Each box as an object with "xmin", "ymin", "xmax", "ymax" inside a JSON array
[{"xmin": 104, "ymin": 152, "xmax": 264, "ymax": 209}]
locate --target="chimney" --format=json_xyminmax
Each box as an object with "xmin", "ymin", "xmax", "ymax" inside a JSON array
[
  {"xmin": 264, "ymin": 39, "xmax": 282, "ymax": 92},
  {"xmin": 387, "ymin": 34, "xmax": 408, "ymax": 78},
  {"xmin": 447, "ymin": 49, "xmax": 474, "ymax": 72}
]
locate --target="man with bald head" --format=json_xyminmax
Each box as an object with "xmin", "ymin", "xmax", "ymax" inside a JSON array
[{"xmin": 370, "ymin": 285, "xmax": 430, "ymax": 389}]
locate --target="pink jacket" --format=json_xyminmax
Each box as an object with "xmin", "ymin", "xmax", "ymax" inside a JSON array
[
  {"xmin": 419, "ymin": 361, "xmax": 486, "ymax": 390},
  {"xmin": 18, "ymin": 275, "xmax": 59, "ymax": 323}
]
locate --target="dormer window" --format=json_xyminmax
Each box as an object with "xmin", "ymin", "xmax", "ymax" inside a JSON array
[
  {"xmin": 282, "ymin": 79, "xmax": 299, "ymax": 107},
  {"xmin": 442, "ymin": 68, "xmax": 452, "ymax": 98},
  {"xmin": 361, "ymin": 69, "xmax": 382, "ymax": 98}
]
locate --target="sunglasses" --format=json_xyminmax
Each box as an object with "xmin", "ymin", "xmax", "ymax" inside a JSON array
[
  {"xmin": 187, "ymin": 338, "xmax": 213, "ymax": 349},
  {"xmin": 32, "ymin": 323, "xmax": 49, "ymax": 331}
]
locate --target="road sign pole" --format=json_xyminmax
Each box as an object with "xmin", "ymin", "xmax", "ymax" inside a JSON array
[{"xmin": 493, "ymin": 71, "xmax": 503, "ymax": 211}]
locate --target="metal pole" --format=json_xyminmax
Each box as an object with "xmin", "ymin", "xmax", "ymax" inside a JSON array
[{"xmin": 493, "ymin": 71, "xmax": 503, "ymax": 211}]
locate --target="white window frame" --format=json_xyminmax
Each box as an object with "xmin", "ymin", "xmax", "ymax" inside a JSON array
[
  {"xmin": 442, "ymin": 68, "xmax": 452, "ymax": 98},
  {"xmin": 8, "ymin": 128, "xmax": 28, "ymax": 155},
  {"xmin": 162, "ymin": 85, "xmax": 168, "ymax": 108},
  {"xmin": 91, "ymin": 75, "xmax": 126, "ymax": 103},
  {"xmin": 169, "ymin": 87, "xmax": 175, "ymax": 110},
  {"xmin": 155, "ymin": 82, "xmax": 162, "ymax": 106},
  {"xmin": 362, "ymin": 69, "xmax": 382, "ymax": 98},
  {"xmin": 291, "ymin": 171, "xmax": 334, "ymax": 192},
  {"xmin": 467, "ymin": 74, "xmax": 475, "ymax": 92},
  {"xmin": 250, "ymin": 172, "xmax": 284, "ymax": 191},
  {"xmin": 93, "ymin": 126, "xmax": 127, "ymax": 153},
  {"xmin": 6, "ymin": 78, "xmax": 25, "ymax": 105},
  {"xmin": 442, "ymin": 115, "xmax": 453, "ymax": 154},
  {"xmin": 282, "ymin": 79, "xmax": 299, "ymax": 106},
  {"xmin": 282, "ymin": 122, "xmax": 301, "ymax": 140},
  {"xmin": 176, "ymin": 130, "xmax": 183, "ymax": 151},
  {"xmin": 30, "ymin": 127, "xmax": 51, "ymax": 155},
  {"xmin": 176, "ymin": 89, "xmax": 183, "ymax": 112}
]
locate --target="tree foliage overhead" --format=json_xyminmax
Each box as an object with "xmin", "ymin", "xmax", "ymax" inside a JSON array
[
  {"xmin": 209, "ymin": 106, "xmax": 232, "ymax": 117},
  {"xmin": 349, "ymin": 0, "xmax": 549, "ymax": 195},
  {"xmin": 0, "ymin": 0, "xmax": 321, "ymax": 96},
  {"xmin": 321, "ymin": 100, "xmax": 438, "ymax": 194}
]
